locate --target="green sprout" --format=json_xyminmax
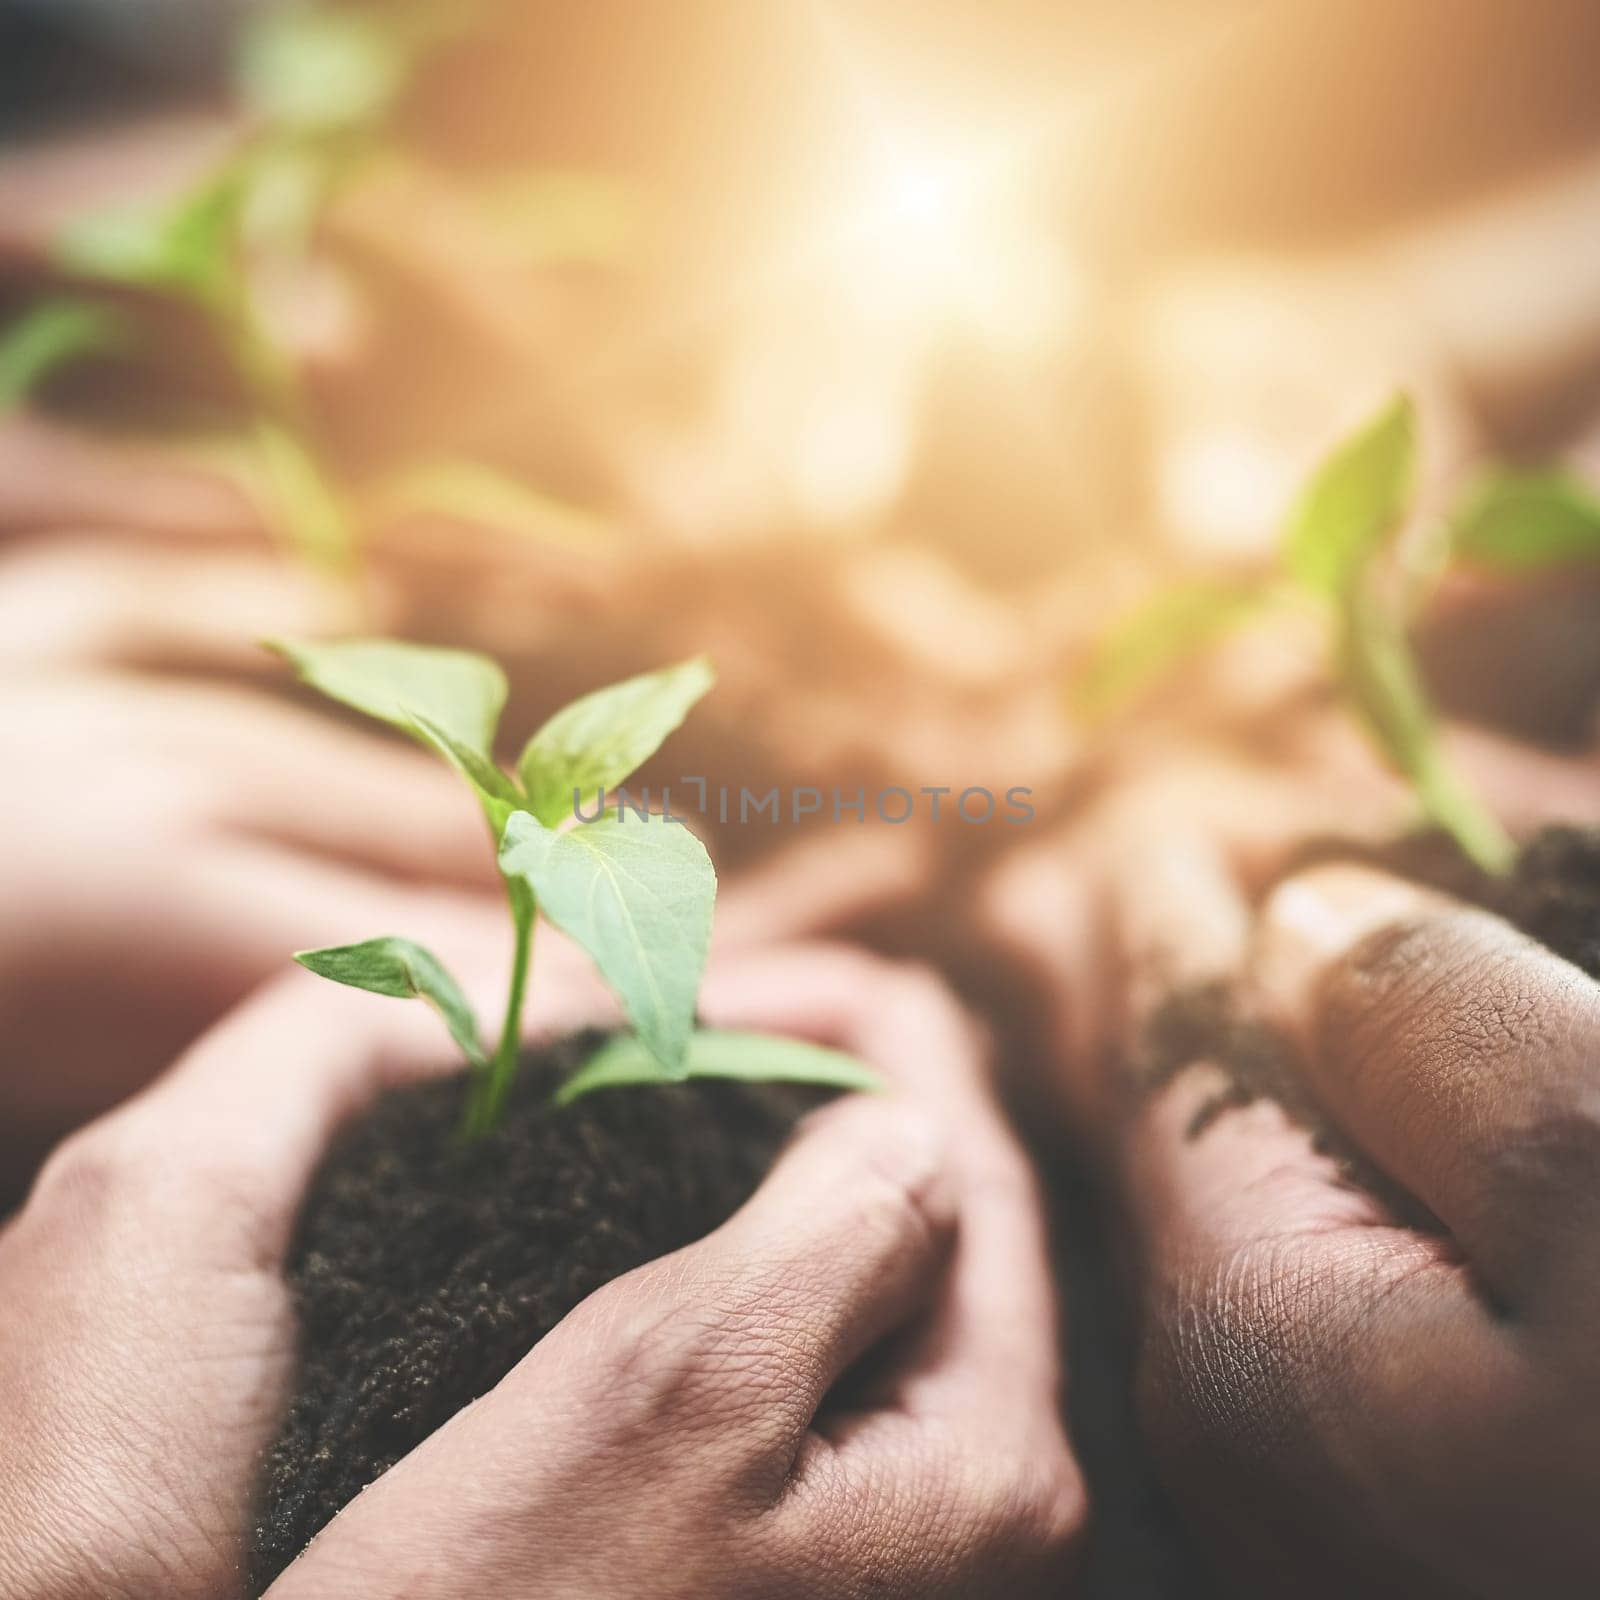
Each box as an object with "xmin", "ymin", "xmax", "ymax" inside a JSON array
[
  {"xmin": 1073, "ymin": 395, "xmax": 1600, "ymax": 876},
  {"xmin": 0, "ymin": 4, "xmax": 606, "ymax": 574},
  {"xmin": 0, "ymin": 4, "xmax": 427, "ymax": 569},
  {"xmin": 1449, "ymin": 465, "xmax": 1600, "ymax": 572},
  {"xmin": 271, "ymin": 637, "xmax": 880, "ymax": 1135}
]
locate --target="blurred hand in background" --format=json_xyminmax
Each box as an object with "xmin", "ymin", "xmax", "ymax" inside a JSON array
[
  {"xmin": 981, "ymin": 601, "xmax": 1600, "ymax": 1594},
  {"xmin": 0, "ymin": 672, "xmax": 501, "ymax": 1193}
]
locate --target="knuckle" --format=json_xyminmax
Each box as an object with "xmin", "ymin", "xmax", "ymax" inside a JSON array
[
  {"xmin": 1326, "ymin": 910, "xmax": 1600, "ymax": 1208},
  {"xmin": 852, "ymin": 1147, "xmax": 943, "ymax": 1255},
  {"xmin": 28, "ymin": 1111, "xmax": 270, "ymax": 1250},
  {"xmin": 1504, "ymin": 1096, "xmax": 1600, "ymax": 1192},
  {"xmin": 1003, "ymin": 1447, "xmax": 1088, "ymax": 1566},
  {"xmin": 884, "ymin": 960, "xmax": 981, "ymax": 1040},
  {"xmin": 1317, "ymin": 912, "xmax": 1486, "ymax": 1084},
  {"xmin": 883, "ymin": 959, "xmax": 948, "ymax": 1008},
  {"xmin": 1135, "ymin": 1241, "xmax": 1319, "ymax": 1464},
  {"xmin": 29, "ymin": 1116, "xmax": 151, "ymax": 1218},
  {"xmin": 1321, "ymin": 909, "xmax": 1561, "ymax": 1096},
  {"xmin": 939, "ymin": 1445, "xmax": 1086, "ymax": 1591},
  {"xmin": 583, "ymin": 1263, "xmax": 797, "ymax": 1459}
]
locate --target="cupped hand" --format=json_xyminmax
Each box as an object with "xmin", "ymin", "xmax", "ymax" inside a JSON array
[
  {"xmin": 994, "ymin": 721, "xmax": 1600, "ymax": 1596},
  {"xmin": 268, "ymin": 946, "xmax": 1084, "ymax": 1599},
  {"xmin": 1121, "ymin": 863, "xmax": 1600, "ymax": 1597},
  {"xmin": 0, "ymin": 946, "xmax": 1083, "ymax": 1600}
]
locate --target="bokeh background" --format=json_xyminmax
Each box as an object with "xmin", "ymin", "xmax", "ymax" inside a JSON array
[{"xmin": 4, "ymin": 3, "xmax": 1600, "ymax": 1593}]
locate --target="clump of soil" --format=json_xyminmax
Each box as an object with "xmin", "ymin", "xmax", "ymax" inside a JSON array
[
  {"xmin": 250, "ymin": 1033, "xmax": 824, "ymax": 1593},
  {"xmin": 1139, "ymin": 825, "xmax": 1600, "ymax": 1210}
]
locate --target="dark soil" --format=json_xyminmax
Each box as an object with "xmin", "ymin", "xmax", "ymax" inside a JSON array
[
  {"xmin": 250, "ymin": 1033, "xmax": 825, "ymax": 1593},
  {"xmin": 1139, "ymin": 824, "xmax": 1600, "ymax": 1212}
]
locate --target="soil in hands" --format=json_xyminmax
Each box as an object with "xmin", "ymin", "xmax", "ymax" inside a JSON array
[
  {"xmin": 250, "ymin": 1033, "xmax": 825, "ymax": 1593},
  {"xmin": 1139, "ymin": 825, "xmax": 1600, "ymax": 1215}
]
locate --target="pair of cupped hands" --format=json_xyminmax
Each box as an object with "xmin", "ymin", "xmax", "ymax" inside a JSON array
[
  {"xmin": 2, "ymin": 658, "xmax": 1598, "ymax": 1598},
  {"xmin": 0, "ymin": 673, "xmax": 1070, "ymax": 1600}
]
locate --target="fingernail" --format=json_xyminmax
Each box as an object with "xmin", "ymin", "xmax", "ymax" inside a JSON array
[{"xmin": 1256, "ymin": 865, "xmax": 1437, "ymax": 1008}]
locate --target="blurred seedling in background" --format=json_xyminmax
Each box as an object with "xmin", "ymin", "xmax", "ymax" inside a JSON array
[
  {"xmin": 0, "ymin": 2, "xmax": 626, "ymax": 574},
  {"xmin": 1075, "ymin": 394, "xmax": 1600, "ymax": 875},
  {"xmin": 271, "ymin": 638, "xmax": 880, "ymax": 1136}
]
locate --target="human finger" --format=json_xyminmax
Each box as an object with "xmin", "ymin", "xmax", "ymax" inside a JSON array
[{"xmin": 1252, "ymin": 864, "xmax": 1600, "ymax": 1313}]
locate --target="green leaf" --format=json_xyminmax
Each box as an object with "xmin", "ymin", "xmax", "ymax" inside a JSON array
[
  {"xmin": 237, "ymin": 4, "xmax": 407, "ymax": 131},
  {"xmin": 1450, "ymin": 467, "xmax": 1600, "ymax": 571},
  {"xmin": 499, "ymin": 810, "xmax": 715, "ymax": 1075},
  {"xmin": 268, "ymin": 635, "xmax": 507, "ymax": 756},
  {"xmin": 557, "ymin": 1028, "xmax": 882, "ymax": 1106},
  {"xmin": 1338, "ymin": 585, "xmax": 1512, "ymax": 875},
  {"xmin": 406, "ymin": 712, "xmax": 522, "ymax": 836},
  {"xmin": 0, "ymin": 300, "xmax": 132, "ymax": 411},
  {"xmin": 1071, "ymin": 578, "xmax": 1269, "ymax": 725},
  {"xmin": 518, "ymin": 656, "xmax": 714, "ymax": 827},
  {"xmin": 254, "ymin": 422, "xmax": 356, "ymax": 571},
  {"xmin": 295, "ymin": 936, "xmax": 487, "ymax": 1071},
  {"xmin": 56, "ymin": 171, "xmax": 244, "ymax": 306},
  {"xmin": 466, "ymin": 170, "xmax": 638, "ymax": 266},
  {"xmin": 379, "ymin": 457, "xmax": 606, "ymax": 547},
  {"xmin": 1283, "ymin": 394, "xmax": 1416, "ymax": 598}
]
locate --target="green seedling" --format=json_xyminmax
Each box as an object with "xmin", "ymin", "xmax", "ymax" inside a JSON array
[
  {"xmin": 0, "ymin": 3, "xmax": 608, "ymax": 574},
  {"xmin": 1073, "ymin": 394, "xmax": 1599, "ymax": 875},
  {"xmin": 0, "ymin": 4, "xmax": 424, "ymax": 568},
  {"xmin": 271, "ymin": 637, "xmax": 880, "ymax": 1135},
  {"xmin": 1449, "ymin": 465, "xmax": 1600, "ymax": 572}
]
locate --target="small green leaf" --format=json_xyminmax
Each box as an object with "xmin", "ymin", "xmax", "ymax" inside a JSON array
[
  {"xmin": 1071, "ymin": 578, "xmax": 1269, "ymax": 725},
  {"xmin": 56, "ymin": 171, "xmax": 244, "ymax": 306},
  {"xmin": 0, "ymin": 300, "xmax": 132, "ymax": 411},
  {"xmin": 238, "ymin": 4, "xmax": 406, "ymax": 131},
  {"xmin": 269, "ymin": 635, "xmax": 507, "ymax": 756},
  {"xmin": 1284, "ymin": 394, "xmax": 1416, "ymax": 598},
  {"xmin": 1450, "ymin": 467, "xmax": 1600, "ymax": 571},
  {"xmin": 1338, "ymin": 584, "xmax": 1512, "ymax": 875},
  {"xmin": 466, "ymin": 170, "xmax": 638, "ymax": 266},
  {"xmin": 518, "ymin": 656, "xmax": 714, "ymax": 827},
  {"xmin": 295, "ymin": 936, "xmax": 487, "ymax": 1070},
  {"xmin": 557, "ymin": 1028, "xmax": 882, "ymax": 1106},
  {"xmin": 499, "ymin": 810, "xmax": 715, "ymax": 1076},
  {"xmin": 379, "ymin": 457, "xmax": 606, "ymax": 546},
  {"xmin": 254, "ymin": 422, "xmax": 356, "ymax": 571},
  {"xmin": 406, "ymin": 712, "xmax": 521, "ymax": 836}
]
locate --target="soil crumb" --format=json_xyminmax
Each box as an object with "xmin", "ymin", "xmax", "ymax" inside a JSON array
[{"xmin": 250, "ymin": 1034, "xmax": 821, "ymax": 1592}]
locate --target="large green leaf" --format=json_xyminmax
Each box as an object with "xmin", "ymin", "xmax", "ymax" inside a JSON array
[
  {"xmin": 499, "ymin": 810, "xmax": 715, "ymax": 1075},
  {"xmin": 1283, "ymin": 394, "xmax": 1416, "ymax": 598},
  {"xmin": 1450, "ymin": 467, "xmax": 1600, "ymax": 571},
  {"xmin": 557, "ymin": 1028, "xmax": 882, "ymax": 1106},
  {"xmin": 0, "ymin": 300, "xmax": 131, "ymax": 411},
  {"xmin": 518, "ymin": 656, "xmax": 714, "ymax": 827},
  {"xmin": 1071, "ymin": 578, "xmax": 1269, "ymax": 725},
  {"xmin": 295, "ymin": 935, "xmax": 486, "ymax": 1070},
  {"xmin": 237, "ymin": 4, "xmax": 407, "ymax": 131},
  {"xmin": 268, "ymin": 635, "xmax": 507, "ymax": 756}
]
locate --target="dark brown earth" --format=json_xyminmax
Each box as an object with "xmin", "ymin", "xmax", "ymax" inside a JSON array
[{"xmin": 250, "ymin": 1032, "xmax": 825, "ymax": 1593}]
